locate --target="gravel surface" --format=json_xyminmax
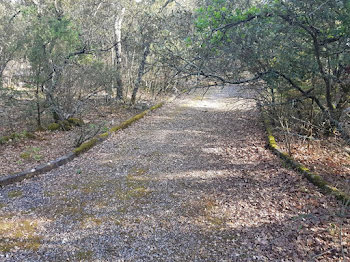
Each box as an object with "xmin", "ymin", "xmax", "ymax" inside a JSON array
[{"xmin": 0, "ymin": 86, "xmax": 348, "ymax": 261}]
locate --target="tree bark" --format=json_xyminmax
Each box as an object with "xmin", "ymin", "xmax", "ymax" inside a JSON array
[
  {"xmin": 131, "ymin": 43, "xmax": 150, "ymax": 104},
  {"xmin": 114, "ymin": 7, "xmax": 125, "ymax": 100}
]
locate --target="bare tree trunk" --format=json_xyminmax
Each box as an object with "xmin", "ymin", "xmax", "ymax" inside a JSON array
[
  {"xmin": 114, "ymin": 7, "xmax": 125, "ymax": 100},
  {"xmin": 131, "ymin": 43, "xmax": 150, "ymax": 104},
  {"xmin": 44, "ymin": 64, "xmax": 65, "ymax": 122},
  {"xmin": 35, "ymin": 83, "xmax": 42, "ymax": 128}
]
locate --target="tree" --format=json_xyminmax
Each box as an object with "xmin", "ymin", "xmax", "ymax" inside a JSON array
[
  {"xmin": 0, "ymin": 0, "xmax": 199, "ymax": 134},
  {"xmin": 0, "ymin": 1, "xmax": 23, "ymax": 83},
  {"xmin": 186, "ymin": 0, "xmax": 350, "ymax": 141}
]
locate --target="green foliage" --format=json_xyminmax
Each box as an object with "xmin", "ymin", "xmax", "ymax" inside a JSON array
[
  {"xmin": 60, "ymin": 120, "xmax": 73, "ymax": 131},
  {"xmin": 47, "ymin": 123, "xmax": 60, "ymax": 131},
  {"xmin": 19, "ymin": 152, "xmax": 31, "ymax": 160},
  {"xmin": 192, "ymin": 0, "xmax": 350, "ymax": 137},
  {"xmin": 20, "ymin": 147, "xmax": 42, "ymax": 161},
  {"xmin": 48, "ymin": 118, "xmax": 83, "ymax": 132},
  {"xmin": 0, "ymin": 136, "xmax": 11, "ymax": 144},
  {"xmin": 0, "ymin": 131, "xmax": 36, "ymax": 145},
  {"xmin": 67, "ymin": 118, "xmax": 84, "ymax": 127}
]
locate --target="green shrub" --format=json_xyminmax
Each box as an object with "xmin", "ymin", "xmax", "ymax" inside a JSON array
[
  {"xmin": 67, "ymin": 118, "xmax": 84, "ymax": 127},
  {"xmin": 47, "ymin": 123, "xmax": 60, "ymax": 131}
]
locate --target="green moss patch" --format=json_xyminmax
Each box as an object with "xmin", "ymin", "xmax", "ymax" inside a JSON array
[
  {"xmin": 8, "ymin": 190, "xmax": 23, "ymax": 198},
  {"xmin": 60, "ymin": 120, "xmax": 73, "ymax": 131},
  {"xmin": 48, "ymin": 118, "xmax": 83, "ymax": 132},
  {"xmin": 0, "ymin": 131, "xmax": 37, "ymax": 145},
  {"xmin": 67, "ymin": 118, "xmax": 84, "ymax": 127},
  {"xmin": 20, "ymin": 152, "xmax": 31, "ymax": 160},
  {"xmin": 149, "ymin": 102, "xmax": 164, "ymax": 110},
  {"xmin": 19, "ymin": 147, "xmax": 42, "ymax": 161},
  {"xmin": 24, "ymin": 132, "xmax": 37, "ymax": 139},
  {"xmin": 207, "ymin": 216, "xmax": 226, "ymax": 227},
  {"xmin": 0, "ymin": 136, "xmax": 11, "ymax": 144},
  {"xmin": 0, "ymin": 218, "xmax": 42, "ymax": 253},
  {"xmin": 75, "ymin": 250, "xmax": 93, "ymax": 260},
  {"xmin": 47, "ymin": 123, "xmax": 61, "ymax": 131},
  {"xmin": 74, "ymin": 138, "xmax": 98, "ymax": 155},
  {"xmin": 98, "ymin": 132, "xmax": 109, "ymax": 139},
  {"xmin": 114, "ymin": 167, "xmax": 152, "ymax": 201},
  {"xmin": 109, "ymin": 111, "xmax": 147, "ymax": 133}
]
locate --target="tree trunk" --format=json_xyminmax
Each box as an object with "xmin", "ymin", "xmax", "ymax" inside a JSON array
[
  {"xmin": 131, "ymin": 43, "xmax": 150, "ymax": 105},
  {"xmin": 114, "ymin": 7, "xmax": 125, "ymax": 100},
  {"xmin": 35, "ymin": 83, "xmax": 42, "ymax": 128}
]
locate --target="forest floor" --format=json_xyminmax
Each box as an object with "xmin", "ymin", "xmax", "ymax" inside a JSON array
[
  {"xmin": 276, "ymin": 135, "xmax": 350, "ymax": 197},
  {"xmin": 0, "ymin": 86, "xmax": 349, "ymax": 261},
  {"xmin": 0, "ymin": 102, "xmax": 144, "ymax": 177}
]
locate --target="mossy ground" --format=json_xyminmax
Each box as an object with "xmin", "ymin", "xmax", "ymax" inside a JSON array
[
  {"xmin": 20, "ymin": 152, "xmax": 31, "ymax": 160},
  {"xmin": 79, "ymin": 216, "xmax": 103, "ymax": 229},
  {"xmin": 38, "ymin": 168, "xmax": 152, "ymax": 231},
  {"xmin": 47, "ymin": 123, "xmax": 60, "ymax": 131},
  {"xmin": 8, "ymin": 190, "xmax": 23, "ymax": 198},
  {"xmin": 75, "ymin": 250, "xmax": 94, "ymax": 261},
  {"xmin": 67, "ymin": 118, "xmax": 84, "ymax": 127},
  {"xmin": 19, "ymin": 147, "xmax": 42, "ymax": 161},
  {"xmin": 180, "ymin": 196, "xmax": 227, "ymax": 229},
  {"xmin": 0, "ymin": 131, "xmax": 37, "ymax": 145},
  {"xmin": 116, "ymin": 168, "xmax": 152, "ymax": 201},
  {"xmin": 47, "ymin": 118, "xmax": 84, "ymax": 132},
  {"xmin": 0, "ymin": 218, "xmax": 42, "ymax": 253}
]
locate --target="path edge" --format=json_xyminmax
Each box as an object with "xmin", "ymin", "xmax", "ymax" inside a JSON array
[
  {"xmin": 0, "ymin": 102, "xmax": 164, "ymax": 187},
  {"xmin": 260, "ymin": 107, "xmax": 350, "ymax": 204}
]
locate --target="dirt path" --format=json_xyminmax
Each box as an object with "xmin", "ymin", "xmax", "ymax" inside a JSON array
[{"xmin": 0, "ymin": 86, "xmax": 348, "ymax": 261}]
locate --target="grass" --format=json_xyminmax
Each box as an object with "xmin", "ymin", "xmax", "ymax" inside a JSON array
[
  {"xmin": 0, "ymin": 131, "xmax": 36, "ymax": 145},
  {"xmin": 20, "ymin": 152, "xmax": 31, "ymax": 160},
  {"xmin": 19, "ymin": 147, "xmax": 42, "ymax": 161}
]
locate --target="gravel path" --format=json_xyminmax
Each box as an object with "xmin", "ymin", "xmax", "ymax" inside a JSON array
[{"xmin": 0, "ymin": 86, "xmax": 348, "ymax": 261}]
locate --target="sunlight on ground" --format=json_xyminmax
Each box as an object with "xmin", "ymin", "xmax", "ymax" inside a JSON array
[
  {"xmin": 0, "ymin": 217, "xmax": 48, "ymax": 253},
  {"xmin": 185, "ymin": 99, "xmax": 229, "ymax": 111},
  {"xmin": 201, "ymin": 147, "xmax": 225, "ymax": 156}
]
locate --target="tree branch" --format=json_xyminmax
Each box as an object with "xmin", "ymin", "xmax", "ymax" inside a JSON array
[{"xmin": 213, "ymin": 13, "xmax": 272, "ymax": 32}]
